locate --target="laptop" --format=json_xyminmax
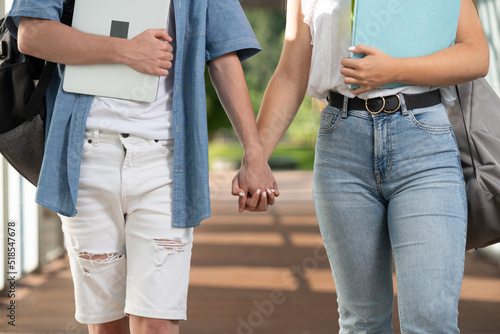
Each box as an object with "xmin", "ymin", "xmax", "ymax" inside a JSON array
[
  {"xmin": 63, "ymin": 0, "xmax": 171, "ymax": 102},
  {"xmin": 350, "ymin": 0, "xmax": 460, "ymax": 89}
]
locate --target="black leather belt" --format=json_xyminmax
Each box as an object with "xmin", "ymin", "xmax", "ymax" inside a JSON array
[{"xmin": 328, "ymin": 90, "xmax": 441, "ymax": 114}]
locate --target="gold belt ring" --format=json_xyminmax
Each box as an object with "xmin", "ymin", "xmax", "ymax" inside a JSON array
[
  {"xmin": 384, "ymin": 95, "xmax": 401, "ymax": 113},
  {"xmin": 365, "ymin": 97, "xmax": 385, "ymax": 114},
  {"xmin": 364, "ymin": 95, "xmax": 402, "ymax": 114}
]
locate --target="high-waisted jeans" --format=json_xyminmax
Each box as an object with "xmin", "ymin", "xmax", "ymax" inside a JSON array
[{"xmin": 313, "ymin": 97, "xmax": 467, "ymax": 333}]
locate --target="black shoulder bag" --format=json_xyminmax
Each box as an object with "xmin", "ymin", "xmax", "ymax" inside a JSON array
[{"xmin": 0, "ymin": 0, "xmax": 74, "ymax": 186}]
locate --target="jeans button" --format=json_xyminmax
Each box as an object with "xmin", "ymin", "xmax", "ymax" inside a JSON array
[{"xmin": 121, "ymin": 133, "xmax": 129, "ymax": 138}]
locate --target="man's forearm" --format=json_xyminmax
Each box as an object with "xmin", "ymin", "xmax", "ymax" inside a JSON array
[
  {"xmin": 208, "ymin": 52, "xmax": 266, "ymax": 159},
  {"xmin": 18, "ymin": 18, "xmax": 126, "ymax": 64},
  {"xmin": 18, "ymin": 17, "xmax": 173, "ymax": 76}
]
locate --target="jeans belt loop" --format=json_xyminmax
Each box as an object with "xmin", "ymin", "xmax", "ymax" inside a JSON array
[
  {"xmin": 342, "ymin": 96, "xmax": 349, "ymax": 118},
  {"xmin": 93, "ymin": 129, "xmax": 100, "ymax": 146},
  {"xmin": 399, "ymin": 93, "xmax": 409, "ymax": 115}
]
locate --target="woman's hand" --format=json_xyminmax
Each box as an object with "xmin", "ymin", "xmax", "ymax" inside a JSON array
[{"xmin": 340, "ymin": 44, "xmax": 399, "ymax": 95}]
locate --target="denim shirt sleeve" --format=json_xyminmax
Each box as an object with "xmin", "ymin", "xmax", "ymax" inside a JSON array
[
  {"xmin": 205, "ymin": 0, "xmax": 261, "ymax": 62},
  {"xmin": 7, "ymin": 0, "xmax": 64, "ymax": 38}
]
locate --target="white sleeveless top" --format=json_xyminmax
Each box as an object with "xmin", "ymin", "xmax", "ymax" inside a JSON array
[{"xmin": 301, "ymin": 0, "xmax": 455, "ymax": 106}]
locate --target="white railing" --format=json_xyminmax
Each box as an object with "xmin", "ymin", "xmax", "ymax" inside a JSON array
[{"xmin": 1, "ymin": 161, "xmax": 41, "ymax": 293}]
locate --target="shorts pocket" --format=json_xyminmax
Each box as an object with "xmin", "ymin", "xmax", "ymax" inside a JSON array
[{"xmin": 154, "ymin": 139, "xmax": 174, "ymax": 155}]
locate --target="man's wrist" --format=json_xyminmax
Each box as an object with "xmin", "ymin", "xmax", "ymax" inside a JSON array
[
  {"xmin": 242, "ymin": 146, "xmax": 267, "ymax": 166},
  {"xmin": 109, "ymin": 37, "xmax": 132, "ymax": 65}
]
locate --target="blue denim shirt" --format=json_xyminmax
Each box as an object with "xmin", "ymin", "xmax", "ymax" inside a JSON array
[{"xmin": 8, "ymin": 0, "xmax": 260, "ymax": 228}]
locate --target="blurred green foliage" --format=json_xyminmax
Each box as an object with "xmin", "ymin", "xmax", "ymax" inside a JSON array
[
  {"xmin": 241, "ymin": 9, "xmax": 287, "ymax": 112},
  {"xmin": 206, "ymin": 8, "xmax": 321, "ymax": 169}
]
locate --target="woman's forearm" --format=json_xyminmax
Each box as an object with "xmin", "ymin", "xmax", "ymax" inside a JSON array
[
  {"xmin": 392, "ymin": 41, "xmax": 489, "ymax": 87},
  {"xmin": 256, "ymin": 0, "xmax": 313, "ymax": 161},
  {"xmin": 257, "ymin": 68, "xmax": 309, "ymax": 160},
  {"xmin": 394, "ymin": 0, "xmax": 489, "ymax": 86}
]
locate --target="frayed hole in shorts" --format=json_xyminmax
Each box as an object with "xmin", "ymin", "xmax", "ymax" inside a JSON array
[
  {"xmin": 152, "ymin": 238, "xmax": 187, "ymax": 256},
  {"xmin": 75, "ymin": 251, "xmax": 123, "ymax": 276}
]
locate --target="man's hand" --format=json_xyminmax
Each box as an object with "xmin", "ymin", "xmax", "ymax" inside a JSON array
[
  {"xmin": 126, "ymin": 29, "xmax": 174, "ymax": 76},
  {"xmin": 231, "ymin": 157, "xmax": 280, "ymax": 213}
]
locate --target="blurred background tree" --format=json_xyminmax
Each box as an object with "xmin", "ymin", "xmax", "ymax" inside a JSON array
[{"xmin": 206, "ymin": 8, "xmax": 320, "ymax": 170}]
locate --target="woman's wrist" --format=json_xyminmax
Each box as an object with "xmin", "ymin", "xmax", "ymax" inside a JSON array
[{"xmin": 390, "ymin": 57, "xmax": 404, "ymax": 85}]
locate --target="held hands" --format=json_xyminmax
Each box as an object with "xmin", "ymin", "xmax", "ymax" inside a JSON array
[
  {"xmin": 231, "ymin": 154, "xmax": 280, "ymax": 213},
  {"xmin": 124, "ymin": 29, "xmax": 174, "ymax": 76},
  {"xmin": 340, "ymin": 44, "xmax": 399, "ymax": 95}
]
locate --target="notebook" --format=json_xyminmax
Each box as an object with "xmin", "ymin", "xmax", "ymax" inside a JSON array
[
  {"xmin": 63, "ymin": 0, "xmax": 171, "ymax": 102},
  {"xmin": 350, "ymin": 0, "xmax": 461, "ymax": 89}
]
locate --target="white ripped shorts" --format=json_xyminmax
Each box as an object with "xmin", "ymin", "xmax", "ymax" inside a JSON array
[{"xmin": 59, "ymin": 130, "xmax": 193, "ymax": 324}]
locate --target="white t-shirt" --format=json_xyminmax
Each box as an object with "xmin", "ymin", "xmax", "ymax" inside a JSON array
[
  {"xmin": 301, "ymin": 0, "xmax": 455, "ymax": 106},
  {"xmin": 85, "ymin": 0, "xmax": 175, "ymax": 139}
]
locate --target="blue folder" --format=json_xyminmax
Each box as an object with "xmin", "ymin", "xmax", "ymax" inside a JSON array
[{"xmin": 350, "ymin": 0, "xmax": 461, "ymax": 89}]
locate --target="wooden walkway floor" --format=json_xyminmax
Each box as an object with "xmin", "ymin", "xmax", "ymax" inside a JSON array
[{"xmin": 1, "ymin": 171, "xmax": 499, "ymax": 334}]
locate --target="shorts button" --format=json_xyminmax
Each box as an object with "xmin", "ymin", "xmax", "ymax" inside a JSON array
[{"xmin": 121, "ymin": 133, "xmax": 129, "ymax": 138}]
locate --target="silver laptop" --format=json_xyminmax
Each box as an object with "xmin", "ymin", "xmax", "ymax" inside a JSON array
[{"xmin": 63, "ymin": 0, "xmax": 171, "ymax": 102}]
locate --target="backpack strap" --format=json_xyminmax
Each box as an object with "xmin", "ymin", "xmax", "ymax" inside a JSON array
[
  {"xmin": 455, "ymin": 84, "xmax": 477, "ymax": 179},
  {"xmin": 61, "ymin": 0, "xmax": 75, "ymax": 26},
  {"xmin": 21, "ymin": 61, "xmax": 57, "ymax": 121},
  {"xmin": 20, "ymin": 0, "xmax": 75, "ymax": 121}
]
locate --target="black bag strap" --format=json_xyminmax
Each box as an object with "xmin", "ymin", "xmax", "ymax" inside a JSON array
[
  {"xmin": 21, "ymin": 61, "xmax": 57, "ymax": 120},
  {"xmin": 455, "ymin": 84, "xmax": 477, "ymax": 179},
  {"xmin": 20, "ymin": 0, "xmax": 75, "ymax": 121},
  {"xmin": 61, "ymin": 0, "xmax": 75, "ymax": 26}
]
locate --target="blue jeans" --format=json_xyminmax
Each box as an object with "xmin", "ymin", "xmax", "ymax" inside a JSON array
[{"xmin": 313, "ymin": 96, "xmax": 467, "ymax": 333}]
